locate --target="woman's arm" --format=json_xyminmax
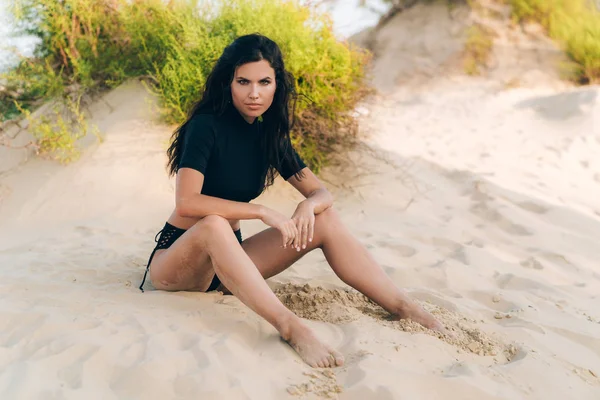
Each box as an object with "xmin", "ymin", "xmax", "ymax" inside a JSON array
[
  {"xmin": 287, "ymin": 168, "xmax": 333, "ymax": 214},
  {"xmin": 177, "ymin": 192, "xmax": 265, "ymax": 220},
  {"xmin": 177, "ymin": 167, "xmax": 299, "ymax": 246},
  {"xmin": 303, "ymin": 187, "xmax": 333, "ymax": 215},
  {"xmin": 176, "ymin": 168, "xmax": 264, "ymax": 220},
  {"xmin": 286, "ymin": 167, "xmax": 334, "ymax": 250}
]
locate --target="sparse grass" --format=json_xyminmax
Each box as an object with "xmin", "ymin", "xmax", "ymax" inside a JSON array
[
  {"xmin": 503, "ymin": 77, "xmax": 522, "ymax": 89},
  {"xmin": 463, "ymin": 23, "xmax": 495, "ymax": 75},
  {"xmin": 15, "ymin": 97, "xmax": 103, "ymax": 163},
  {"xmin": 1, "ymin": 0, "xmax": 372, "ymax": 170},
  {"xmin": 507, "ymin": 0, "xmax": 600, "ymax": 84}
]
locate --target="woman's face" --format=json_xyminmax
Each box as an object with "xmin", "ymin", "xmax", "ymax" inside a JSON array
[{"xmin": 231, "ymin": 60, "xmax": 277, "ymax": 124}]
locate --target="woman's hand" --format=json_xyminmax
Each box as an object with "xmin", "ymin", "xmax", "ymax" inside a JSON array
[
  {"xmin": 260, "ymin": 206, "xmax": 299, "ymax": 248},
  {"xmin": 291, "ymin": 200, "xmax": 315, "ymax": 252}
]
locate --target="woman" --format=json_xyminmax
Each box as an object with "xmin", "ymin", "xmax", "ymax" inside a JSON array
[{"xmin": 139, "ymin": 33, "xmax": 446, "ymax": 368}]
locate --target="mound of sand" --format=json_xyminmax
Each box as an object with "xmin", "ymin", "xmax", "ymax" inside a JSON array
[{"xmin": 275, "ymin": 282, "xmax": 518, "ymax": 361}]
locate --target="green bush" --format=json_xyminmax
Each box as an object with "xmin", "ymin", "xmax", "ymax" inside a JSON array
[
  {"xmin": 1, "ymin": 0, "xmax": 371, "ymax": 171},
  {"xmin": 508, "ymin": 0, "xmax": 600, "ymax": 83},
  {"xmin": 15, "ymin": 97, "xmax": 103, "ymax": 163},
  {"xmin": 463, "ymin": 23, "xmax": 495, "ymax": 75}
]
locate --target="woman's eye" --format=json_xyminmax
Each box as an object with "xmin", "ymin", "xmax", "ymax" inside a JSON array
[{"xmin": 237, "ymin": 79, "xmax": 271, "ymax": 85}]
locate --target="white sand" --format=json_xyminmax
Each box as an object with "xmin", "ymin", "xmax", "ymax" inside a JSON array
[{"xmin": 1, "ymin": 3, "xmax": 600, "ymax": 399}]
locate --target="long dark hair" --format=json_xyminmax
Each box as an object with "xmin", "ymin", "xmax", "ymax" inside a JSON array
[{"xmin": 166, "ymin": 33, "xmax": 305, "ymax": 191}]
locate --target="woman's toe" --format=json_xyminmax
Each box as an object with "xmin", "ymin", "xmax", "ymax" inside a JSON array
[{"xmin": 333, "ymin": 353, "xmax": 344, "ymax": 366}]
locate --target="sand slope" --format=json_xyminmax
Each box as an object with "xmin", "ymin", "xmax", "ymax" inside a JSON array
[{"xmin": 1, "ymin": 78, "xmax": 599, "ymax": 399}]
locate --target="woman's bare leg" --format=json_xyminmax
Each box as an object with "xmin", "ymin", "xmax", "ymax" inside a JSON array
[
  {"xmin": 237, "ymin": 208, "xmax": 446, "ymax": 332},
  {"xmin": 149, "ymin": 215, "xmax": 344, "ymax": 368}
]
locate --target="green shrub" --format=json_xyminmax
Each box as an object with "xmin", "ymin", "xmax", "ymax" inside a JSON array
[
  {"xmin": 463, "ymin": 24, "xmax": 495, "ymax": 75},
  {"xmin": 508, "ymin": 0, "xmax": 600, "ymax": 83},
  {"xmin": 15, "ymin": 97, "xmax": 102, "ymax": 163},
  {"xmin": 1, "ymin": 0, "xmax": 371, "ymax": 172}
]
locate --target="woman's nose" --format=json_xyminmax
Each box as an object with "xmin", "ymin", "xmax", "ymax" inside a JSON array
[{"xmin": 249, "ymin": 85, "xmax": 259, "ymax": 99}]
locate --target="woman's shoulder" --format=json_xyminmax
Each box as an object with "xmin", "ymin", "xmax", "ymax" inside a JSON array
[
  {"xmin": 185, "ymin": 112, "xmax": 219, "ymax": 137},
  {"xmin": 188, "ymin": 112, "xmax": 217, "ymax": 126},
  {"xmin": 188, "ymin": 107, "xmax": 237, "ymax": 129}
]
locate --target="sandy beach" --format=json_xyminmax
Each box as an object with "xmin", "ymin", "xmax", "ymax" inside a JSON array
[{"xmin": 1, "ymin": 2, "xmax": 600, "ymax": 399}]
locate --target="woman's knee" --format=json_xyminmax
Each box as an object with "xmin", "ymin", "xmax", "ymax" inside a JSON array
[
  {"xmin": 314, "ymin": 207, "xmax": 340, "ymax": 238},
  {"xmin": 316, "ymin": 207, "xmax": 339, "ymax": 225},
  {"xmin": 200, "ymin": 214, "xmax": 230, "ymax": 230},
  {"xmin": 190, "ymin": 214, "xmax": 232, "ymax": 242}
]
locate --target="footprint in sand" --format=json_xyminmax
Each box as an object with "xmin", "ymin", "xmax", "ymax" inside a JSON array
[
  {"xmin": 2, "ymin": 314, "xmax": 48, "ymax": 347},
  {"xmin": 0, "ymin": 183, "xmax": 12, "ymax": 204},
  {"xmin": 118, "ymin": 341, "xmax": 148, "ymax": 366},
  {"xmin": 275, "ymin": 283, "xmax": 520, "ymax": 364},
  {"xmin": 74, "ymin": 226, "xmax": 94, "ymax": 237},
  {"xmin": 173, "ymin": 376, "xmax": 200, "ymax": 398},
  {"xmin": 571, "ymin": 366, "xmax": 600, "ymax": 385},
  {"xmin": 458, "ymin": 180, "xmax": 533, "ymax": 236},
  {"xmin": 40, "ymin": 339, "xmax": 95, "ymax": 363},
  {"xmin": 547, "ymin": 326, "xmax": 600, "ymax": 359},
  {"xmin": 468, "ymin": 291, "xmax": 526, "ymax": 313},
  {"xmin": 58, "ymin": 364, "xmax": 85, "ymax": 390},
  {"xmin": 443, "ymin": 361, "xmax": 478, "ymax": 378},
  {"xmin": 430, "ymin": 237, "xmax": 463, "ymax": 250},
  {"xmin": 469, "ymin": 202, "xmax": 532, "ymax": 236},
  {"xmin": 520, "ymin": 256, "xmax": 544, "ymax": 270},
  {"xmin": 56, "ymin": 344, "xmax": 100, "ymax": 389},
  {"xmin": 173, "ymin": 332, "xmax": 200, "ymax": 352},
  {"xmin": 287, "ymin": 369, "xmax": 342, "ymax": 398},
  {"xmin": 494, "ymin": 273, "xmax": 554, "ymax": 293},
  {"xmin": 74, "ymin": 225, "xmax": 127, "ymax": 241},
  {"xmin": 541, "ymin": 252, "xmax": 580, "ymax": 273},
  {"xmin": 515, "ymin": 201, "xmax": 548, "ymax": 214},
  {"xmin": 109, "ymin": 365, "xmax": 156, "ymax": 398},
  {"xmin": 191, "ymin": 348, "xmax": 210, "ymax": 368},
  {"xmin": 417, "ymin": 237, "xmax": 469, "ymax": 264},
  {"xmin": 375, "ymin": 240, "xmax": 417, "ymax": 258}
]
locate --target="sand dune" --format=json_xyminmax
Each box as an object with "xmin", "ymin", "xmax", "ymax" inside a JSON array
[
  {"xmin": 2, "ymin": 3, "xmax": 600, "ymax": 399},
  {"xmin": 1, "ymin": 75, "xmax": 598, "ymax": 399}
]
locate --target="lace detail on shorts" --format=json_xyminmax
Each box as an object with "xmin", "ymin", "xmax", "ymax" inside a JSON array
[
  {"xmin": 139, "ymin": 222, "xmax": 186, "ymax": 292},
  {"xmin": 139, "ymin": 222, "xmax": 243, "ymax": 293},
  {"xmin": 155, "ymin": 223, "xmax": 186, "ymax": 249}
]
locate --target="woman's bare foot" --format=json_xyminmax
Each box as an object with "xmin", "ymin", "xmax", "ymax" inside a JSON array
[
  {"xmin": 280, "ymin": 317, "xmax": 344, "ymax": 368},
  {"xmin": 392, "ymin": 296, "xmax": 449, "ymax": 335}
]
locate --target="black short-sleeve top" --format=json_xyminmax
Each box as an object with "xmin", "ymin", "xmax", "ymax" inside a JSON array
[{"xmin": 178, "ymin": 105, "xmax": 306, "ymax": 203}]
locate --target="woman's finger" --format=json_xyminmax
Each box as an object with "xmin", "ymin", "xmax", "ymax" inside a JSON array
[
  {"xmin": 297, "ymin": 220, "xmax": 305, "ymax": 250},
  {"xmin": 294, "ymin": 221, "xmax": 302, "ymax": 250},
  {"xmin": 294, "ymin": 220, "xmax": 303, "ymax": 251},
  {"xmin": 291, "ymin": 221, "xmax": 300, "ymax": 250},
  {"xmin": 281, "ymin": 225, "xmax": 290, "ymax": 248},
  {"xmin": 302, "ymin": 220, "xmax": 309, "ymax": 249},
  {"xmin": 288, "ymin": 220, "xmax": 297, "ymax": 249},
  {"xmin": 287, "ymin": 223, "xmax": 296, "ymax": 248},
  {"xmin": 308, "ymin": 216, "xmax": 315, "ymax": 244},
  {"xmin": 281, "ymin": 227, "xmax": 287, "ymax": 248}
]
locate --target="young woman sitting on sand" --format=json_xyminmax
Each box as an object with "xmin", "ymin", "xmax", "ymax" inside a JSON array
[{"xmin": 139, "ymin": 33, "xmax": 446, "ymax": 368}]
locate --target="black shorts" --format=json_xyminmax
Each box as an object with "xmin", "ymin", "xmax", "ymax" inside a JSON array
[{"xmin": 138, "ymin": 221, "xmax": 243, "ymax": 292}]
